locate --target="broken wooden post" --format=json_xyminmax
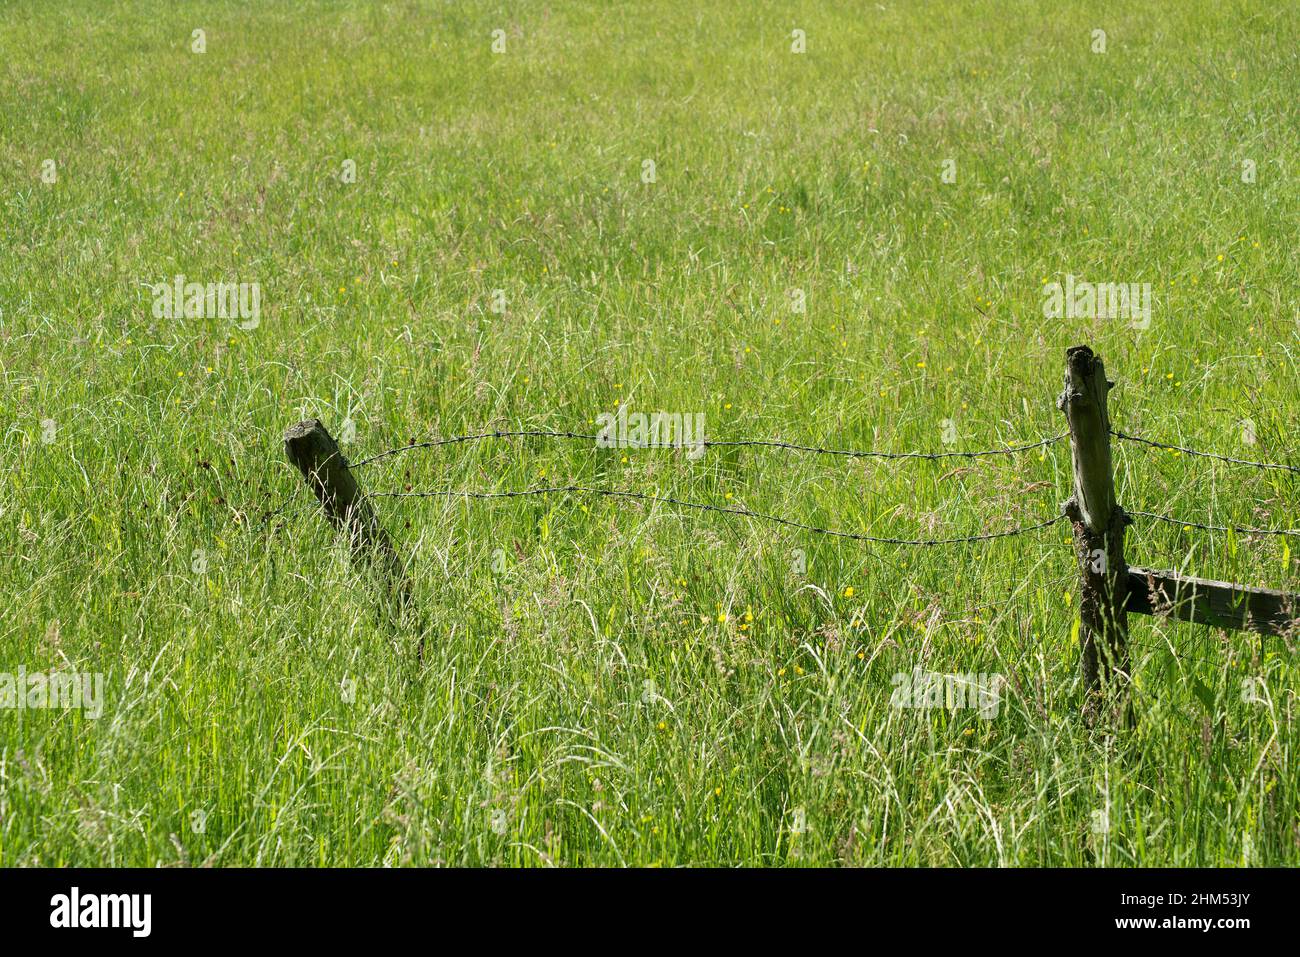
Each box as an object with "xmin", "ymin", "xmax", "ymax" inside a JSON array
[
  {"xmin": 284, "ymin": 419, "xmax": 412, "ymax": 618},
  {"xmin": 1058, "ymin": 346, "xmax": 1130, "ymax": 719}
]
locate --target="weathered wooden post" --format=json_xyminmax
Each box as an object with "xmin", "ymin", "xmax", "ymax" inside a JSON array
[
  {"xmin": 284, "ymin": 419, "xmax": 413, "ymax": 621},
  {"xmin": 1057, "ymin": 346, "xmax": 1130, "ymax": 721}
]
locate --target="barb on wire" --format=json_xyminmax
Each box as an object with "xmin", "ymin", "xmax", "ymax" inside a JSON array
[
  {"xmin": 1111, "ymin": 430, "xmax": 1300, "ymax": 476},
  {"xmin": 349, "ymin": 429, "xmax": 1067, "ymax": 470},
  {"xmin": 1127, "ymin": 509, "xmax": 1299, "ymax": 538},
  {"xmin": 366, "ymin": 484, "xmax": 1065, "ymax": 546}
]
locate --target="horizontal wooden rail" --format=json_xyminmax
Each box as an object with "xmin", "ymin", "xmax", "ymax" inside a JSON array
[{"xmin": 1126, "ymin": 566, "xmax": 1299, "ymax": 637}]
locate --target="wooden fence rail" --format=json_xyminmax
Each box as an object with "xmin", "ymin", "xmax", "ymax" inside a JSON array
[{"xmin": 1125, "ymin": 567, "xmax": 1298, "ymax": 636}]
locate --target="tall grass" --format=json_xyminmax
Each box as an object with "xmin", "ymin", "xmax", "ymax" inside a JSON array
[{"xmin": 0, "ymin": 0, "xmax": 1295, "ymax": 866}]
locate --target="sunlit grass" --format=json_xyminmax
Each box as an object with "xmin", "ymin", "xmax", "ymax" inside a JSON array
[{"xmin": 0, "ymin": 0, "xmax": 1296, "ymax": 866}]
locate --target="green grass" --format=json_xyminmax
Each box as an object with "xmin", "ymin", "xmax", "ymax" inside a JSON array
[{"xmin": 1, "ymin": 0, "xmax": 1297, "ymax": 866}]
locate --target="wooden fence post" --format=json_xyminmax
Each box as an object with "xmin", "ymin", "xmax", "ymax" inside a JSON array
[
  {"xmin": 284, "ymin": 419, "xmax": 413, "ymax": 620},
  {"xmin": 1058, "ymin": 346, "xmax": 1130, "ymax": 720}
]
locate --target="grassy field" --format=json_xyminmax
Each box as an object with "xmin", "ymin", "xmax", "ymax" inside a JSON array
[{"xmin": 1, "ymin": 0, "xmax": 1297, "ymax": 867}]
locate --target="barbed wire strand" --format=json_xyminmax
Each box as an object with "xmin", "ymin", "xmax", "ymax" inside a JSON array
[
  {"xmin": 351, "ymin": 430, "xmax": 596, "ymax": 469},
  {"xmin": 349, "ymin": 430, "xmax": 1067, "ymax": 470},
  {"xmin": 366, "ymin": 484, "xmax": 1065, "ymax": 545},
  {"xmin": 1111, "ymin": 430, "xmax": 1300, "ymax": 475},
  {"xmin": 256, "ymin": 492, "xmax": 307, "ymax": 528},
  {"xmin": 704, "ymin": 433, "xmax": 1066, "ymax": 459},
  {"xmin": 1126, "ymin": 509, "xmax": 1299, "ymax": 538},
  {"xmin": 278, "ymin": 430, "xmax": 1300, "ymax": 542}
]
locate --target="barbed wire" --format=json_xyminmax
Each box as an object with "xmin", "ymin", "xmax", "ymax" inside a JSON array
[
  {"xmin": 349, "ymin": 429, "xmax": 1067, "ymax": 470},
  {"xmin": 702, "ymin": 433, "xmax": 1065, "ymax": 459},
  {"xmin": 365, "ymin": 484, "xmax": 1065, "ymax": 545},
  {"xmin": 1111, "ymin": 430, "xmax": 1300, "ymax": 475},
  {"xmin": 256, "ymin": 493, "xmax": 309, "ymax": 529},
  {"xmin": 276, "ymin": 427, "xmax": 1300, "ymax": 546},
  {"xmin": 350, "ymin": 430, "xmax": 598, "ymax": 469},
  {"xmin": 1126, "ymin": 509, "xmax": 1299, "ymax": 538}
]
